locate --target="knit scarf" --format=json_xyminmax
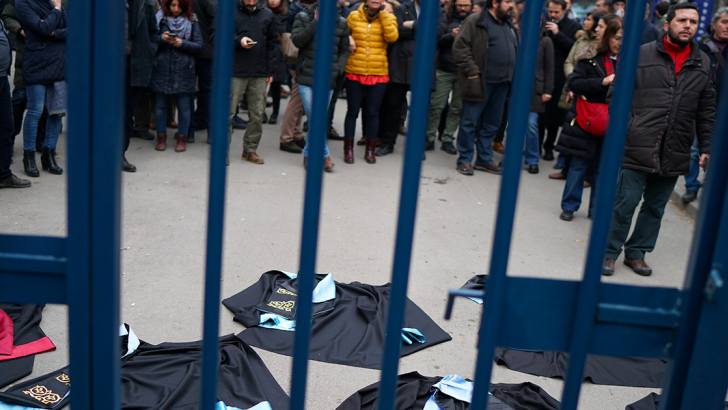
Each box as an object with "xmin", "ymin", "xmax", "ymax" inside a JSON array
[
  {"xmin": 165, "ymin": 15, "xmax": 192, "ymax": 40},
  {"xmin": 663, "ymin": 36, "xmax": 691, "ymax": 75},
  {"xmin": 601, "ymin": 54, "xmax": 615, "ymax": 76}
]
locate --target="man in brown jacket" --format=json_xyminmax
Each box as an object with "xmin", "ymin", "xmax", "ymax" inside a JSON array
[{"xmin": 452, "ymin": 0, "xmax": 517, "ymax": 176}]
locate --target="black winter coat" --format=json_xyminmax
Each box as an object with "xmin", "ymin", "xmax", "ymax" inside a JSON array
[
  {"xmin": 224, "ymin": 2, "xmax": 280, "ymax": 78},
  {"xmin": 387, "ymin": 1, "xmax": 445, "ymax": 85},
  {"xmin": 129, "ymin": 0, "xmax": 160, "ymax": 88},
  {"xmin": 15, "ymin": 0, "xmax": 66, "ymax": 86},
  {"xmin": 531, "ymin": 36, "xmax": 554, "ymax": 113},
  {"xmin": 150, "ymin": 18, "xmax": 204, "ymax": 95},
  {"xmin": 270, "ymin": 11, "xmax": 288, "ymax": 83},
  {"xmin": 191, "ymin": 0, "xmax": 217, "ymax": 60},
  {"xmin": 609, "ymin": 38, "xmax": 716, "ymax": 176},
  {"xmin": 437, "ymin": 13, "xmax": 469, "ymax": 74},
  {"xmin": 543, "ymin": 15, "xmax": 581, "ymax": 126},
  {"xmin": 291, "ymin": 3, "xmax": 349, "ymax": 89},
  {"xmin": 556, "ymin": 52, "xmax": 611, "ymax": 160}
]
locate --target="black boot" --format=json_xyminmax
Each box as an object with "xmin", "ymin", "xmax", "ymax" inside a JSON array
[
  {"xmin": 23, "ymin": 150, "xmax": 39, "ymax": 177},
  {"xmin": 41, "ymin": 148, "xmax": 63, "ymax": 174}
]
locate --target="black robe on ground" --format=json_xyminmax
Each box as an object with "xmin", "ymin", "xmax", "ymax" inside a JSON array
[
  {"xmin": 335, "ymin": 371, "xmax": 560, "ymax": 410},
  {"xmin": 626, "ymin": 393, "xmax": 728, "ymax": 410},
  {"xmin": 223, "ymin": 270, "xmax": 452, "ymax": 369},
  {"xmin": 0, "ymin": 304, "xmax": 55, "ymax": 389}
]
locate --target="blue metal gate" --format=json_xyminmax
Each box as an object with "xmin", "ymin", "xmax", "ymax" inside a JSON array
[{"xmin": 1, "ymin": 0, "xmax": 728, "ymax": 409}]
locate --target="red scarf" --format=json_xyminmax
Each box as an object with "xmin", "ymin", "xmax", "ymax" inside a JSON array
[
  {"xmin": 663, "ymin": 36, "xmax": 692, "ymax": 75},
  {"xmin": 601, "ymin": 54, "xmax": 615, "ymax": 76}
]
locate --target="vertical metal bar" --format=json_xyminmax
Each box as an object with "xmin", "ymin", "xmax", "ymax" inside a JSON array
[
  {"xmin": 659, "ymin": 61, "xmax": 728, "ymax": 410},
  {"xmin": 289, "ymin": 0, "xmax": 337, "ymax": 407},
  {"xmin": 66, "ymin": 0, "xmax": 93, "ymax": 407},
  {"xmin": 200, "ymin": 0, "xmax": 234, "ymax": 408},
  {"xmin": 87, "ymin": 0, "xmax": 126, "ymax": 407},
  {"xmin": 559, "ymin": 1, "xmax": 646, "ymax": 408},
  {"xmin": 467, "ymin": 1, "xmax": 542, "ymax": 407},
  {"xmin": 375, "ymin": 3, "xmax": 439, "ymax": 410}
]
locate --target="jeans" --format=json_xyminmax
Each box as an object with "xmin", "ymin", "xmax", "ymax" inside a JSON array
[
  {"xmin": 23, "ymin": 84, "xmax": 62, "ymax": 151},
  {"xmin": 425, "ymin": 70, "xmax": 461, "ymax": 143},
  {"xmin": 0, "ymin": 77, "xmax": 14, "ymax": 179},
  {"xmin": 344, "ymin": 79, "xmax": 387, "ymax": 141},
  {"xmin": 155, "ymin": 93, "xmax": 191, "ymax": 136},
  {"xmin": 456, "ymin": 82, "xmax": 509, "ymax": 165},
  {"xmin": 524, "ymin": 112, "xmax": 540, "ymax": 165},
  {"xmin": 298, "ymin": 84, "xmax": 333, "ymax": 158},
  {"xmin": 605, "ymin": 168, "xmax": 679, "ymax": 260},
  {"xmin": 684, "ymin": 137, "xmax": 701, "ymax": 192},
  {"xmin": 560, "ymin": 155, "xmax": 599, "ymax": 213}
]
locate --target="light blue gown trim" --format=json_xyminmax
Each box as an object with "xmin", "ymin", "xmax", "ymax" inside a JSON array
[
  {"xmin": 401, "ymin": 328, "xmax": 426, "ymax": 345},
  {"xmin": 422, "ymin": 374, "xmax": 475, "ymax": 410},
  {"xmin": 215, "ymin": 400, "xmax": 273, "ymax": 410},
  {"xmin": 119, "ymin": 323, "xmax": 140, "ymax": 357}
]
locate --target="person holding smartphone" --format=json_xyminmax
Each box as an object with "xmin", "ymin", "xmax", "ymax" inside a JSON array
[{"xmin": 150, "ymin": 0, "xmax": 203, "ymax": 153}]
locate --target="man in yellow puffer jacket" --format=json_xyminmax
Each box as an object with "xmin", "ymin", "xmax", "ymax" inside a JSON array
[{"xmin": 342, "ymin": 0, "xmax": 398, "ymax": 165}]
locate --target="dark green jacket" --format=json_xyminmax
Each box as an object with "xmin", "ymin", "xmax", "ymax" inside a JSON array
[
  {"xmin": 452, "ymin": 10, "xmax": 517, "ymax": 101},
  {"xmin": 291, "ymin": 3, "xmax": 349, "ymax": 89}
]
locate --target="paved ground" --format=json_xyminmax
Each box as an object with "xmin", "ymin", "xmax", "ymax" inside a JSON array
[{"xmin": 0, "ymin": 97, "xmax": 700, "ymax": 409}]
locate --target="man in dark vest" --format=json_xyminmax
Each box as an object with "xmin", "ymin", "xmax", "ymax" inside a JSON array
[
  {"xmin": 123, "ymin": 0, "xmax": 159, "ymax": 172},
  {"xmin": 602, "ymin": 3, "xmax": 716, "ymax": 277}
]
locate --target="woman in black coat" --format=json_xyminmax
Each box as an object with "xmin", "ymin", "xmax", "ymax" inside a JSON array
[
  {"xmin": 150, "ymin": 0, "xmax": 203, "ymax": 152},
  {"xmin": 15, "ymin": 0, "xmax": 66, "ymax": 177},
  {"xmin": 556, "ymin": 18, "xmax": 623, "ymax": 221},
  {"xmin": 263, "ymin": 0, "xmax": 289, "ymax": 124}
]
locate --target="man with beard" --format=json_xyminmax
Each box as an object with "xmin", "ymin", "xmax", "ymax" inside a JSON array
[
  {"xmin": 452, "ymin": 0, "xmax": 517, "ymax": 175},
  {"xmin": 602, "ymin": 2, "xmax": 716, "ymax": 277},
  {"xmin": 425, "ymin": 0, "xmax": 472, "ymax": 155},
  {"xmin": 539, "ymin": 0, "xmax": 580, "ymax": 161}
]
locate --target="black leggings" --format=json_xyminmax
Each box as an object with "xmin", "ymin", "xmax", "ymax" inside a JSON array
[
  {"xmin": 270, "ymin": 81, "xmax": 282, "ymax": 114},
  {"xmin": 344, "ymin": 79, "xmax": 387, "ymax": 140}
]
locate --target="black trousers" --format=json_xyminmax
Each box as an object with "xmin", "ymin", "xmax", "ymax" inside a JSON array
[
  {"xmin": 0, "ymin": 77, "xmax": 15, "ymax": 179},
  {"xmin": 124, "ymin": 61, "xmax": 143, "ymax": 153},
  {"xmin": 377, "ymin": 82, "xmax": 409, "ymax": 146},
  {"xmin": 328, "ymin": 73, "xmax": 345, "ymax": 127}
]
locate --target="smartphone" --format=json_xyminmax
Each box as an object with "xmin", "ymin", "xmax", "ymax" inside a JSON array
[
  {"xmin": 247, "ymin": 41, "xmax": 257, "ymax": 45},
  {"xmin": 167, "ymin": 33, "xmax": 177, "ymax": 37}
]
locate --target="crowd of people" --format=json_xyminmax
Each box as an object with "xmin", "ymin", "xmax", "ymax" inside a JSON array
[{"xmin": 0, "ymin": 0, "xmax": 725, "ymax": 275}]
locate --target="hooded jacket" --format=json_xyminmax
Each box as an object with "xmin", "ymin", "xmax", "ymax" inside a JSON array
[
  {"xmin": 149, "ymin": 17, "xmax": 204, "ymax": 95},
  {"xmin": 345, "ymin": 3, "xmax": 399, "ymax": 76},
  {"xmin": 291, "ymin": 3, "xmax": 350, "ymax": 89},
  {"xmin": 609, "ymin": 37, "xmax": 716, "ymax": 176}
]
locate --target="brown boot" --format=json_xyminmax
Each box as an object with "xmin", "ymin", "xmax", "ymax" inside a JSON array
[
  {"xmin": 242, "ymin": 151, "xmax": 265, "ymax": 164},
  {"xmin": 175, "ymin": 134, "xmax": 187, "ymax": 152},
  {"xmin": 357, "ymin": 135, "xmax": 366, "ymax": 146},
  {"xmin": 602, "ymin": 258, "xmax": 616, "ymax": 276},
  {"xmin": 365, "ymin": 139, "xmax": 376, "ymax": 164},
  {"xmin": 155, "ymin": 133, "xmax": 167, "ymax": 151},
  {"xmin": 344, "ymin": 138, "xmax": 354, "ymax": 164},
  {"xmin": 624, "ymin": 258, "xmax": 652, "ymax": 276},
  {"xmin": 324, "ymin": 156, "xmax": 335, "ymax": 172}
]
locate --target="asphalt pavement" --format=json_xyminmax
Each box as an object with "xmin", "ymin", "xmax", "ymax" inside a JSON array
[{"xmin": 0, "ymin": 97, "xmax": 700, "ymax": 409}]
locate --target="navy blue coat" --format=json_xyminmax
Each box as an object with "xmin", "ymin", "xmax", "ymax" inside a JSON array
[
  {"xmin": 150, "ymin": 18, "xmax": 203, "ymax": 95},
  {"xmin": 15, "ymin": 0, "xmax": 66, "ymax": 86}
]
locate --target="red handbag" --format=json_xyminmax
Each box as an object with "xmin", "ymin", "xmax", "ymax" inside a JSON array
[{"xmin": 575, "ymin": 96, "xmax": 609, "ymax": 136}]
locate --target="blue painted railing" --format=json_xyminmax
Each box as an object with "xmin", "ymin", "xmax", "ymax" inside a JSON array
[{"xmin": 1, "ymin": 0, "xmax": 727, "ymax": 409}]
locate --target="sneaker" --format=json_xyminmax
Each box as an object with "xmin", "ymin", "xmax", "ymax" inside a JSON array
[
  {"xmin": 456, "ymin": 162, "xmax": 474, "ymax": 176},
  {"xmin": 559, "ymin": 210, "xmax": 574, "ymax": 221},
  {"xmin": 374, "ymin": 143, "xmax": 394, "ymax": 157},
  {"xmin": 473, "ymin": 163, "xmax": 502, "ymax": 175},
  {"xmin": 0, "ymin": 174, "xmax": 31, "ymax": 188},
  {"xmin": 242, "ymin": 151, "xmax": 264, "ymax": 164},
  {"xmin": 441, "ymin": 141, "xmax": 457, "ymax": 155},
  {"xmin": 280, "ymin": 141, "xmax": 302, "ymax": 154}
]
